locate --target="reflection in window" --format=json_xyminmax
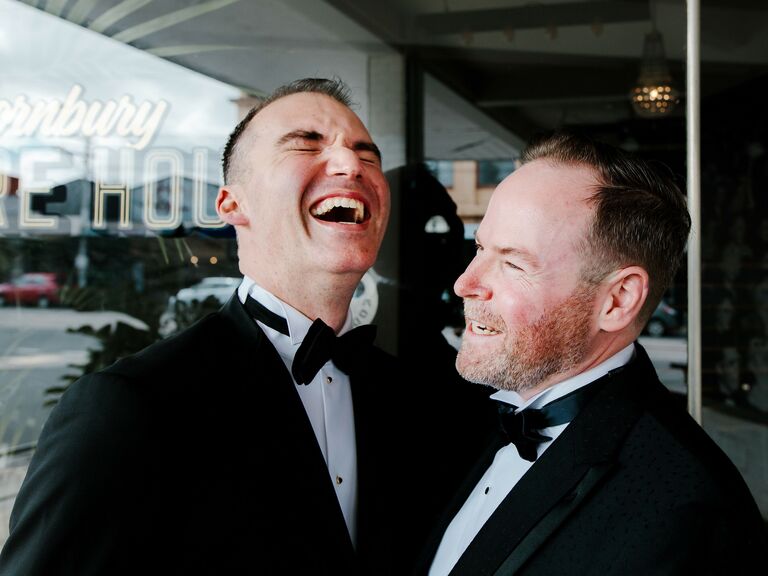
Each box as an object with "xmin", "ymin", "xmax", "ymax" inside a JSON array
[
  {"xmin": 477, "ymin": 160, "xmax": 516, "ymax": 187},
  {"xmin": 424, "ymin": 160, "xmax": 454, "ymax": 188}
]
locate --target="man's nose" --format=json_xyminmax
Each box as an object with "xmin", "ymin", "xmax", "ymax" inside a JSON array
[
  {"xmin": 325, "ymin": 145, "xmax": 363, "ymax": 179},
  {"xmin": 454, "ymin": 258, "xmax": 491, "ymax": 300}
]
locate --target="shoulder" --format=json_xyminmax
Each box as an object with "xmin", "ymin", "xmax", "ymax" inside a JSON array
[
  {"xmin": 642, "ymin": 389, "xmax": 754, "ymax": 499},
  {"xmin": 607, "ymin": 367, "xmax": 764, "ymax": 531},
  {"xmin": 48, "ymin": 308, "xmax": 252, "ymax": 438},
  {"xmin": 613, "ymin": 359, "xmax": 744, "ymax": 491},
  {"xmin": 592, "ymin": 348, "xmax": 760, "ymax": 513},
  {"xmin": 104, "ymin": 311, "xmax": 229, "ymax": 379}
]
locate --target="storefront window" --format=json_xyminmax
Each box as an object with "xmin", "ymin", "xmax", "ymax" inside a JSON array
[
  {"xmin": 1, "ymin": 0, "xmax": 766, "ymax": 552},
  {"xmin": 0, "ymin": 0, "xmax": 404, "ymax": 545},
  {"xmin": 699, "ymin": 4, "xmax": 768, "ymax": 515}
]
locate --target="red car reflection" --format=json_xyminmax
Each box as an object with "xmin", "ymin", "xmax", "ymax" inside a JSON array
[{"xmin": 0, "ymin": 272, "xmax": 60, "ymax": 307}]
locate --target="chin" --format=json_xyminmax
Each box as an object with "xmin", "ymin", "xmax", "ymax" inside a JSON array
[
  {"xmin": 329, "ymin": 247, "xmax": 379, "ymax": 273},
  {"xmin": 322, "ymin": 257, "xmax": 376, "ymax": 277}
]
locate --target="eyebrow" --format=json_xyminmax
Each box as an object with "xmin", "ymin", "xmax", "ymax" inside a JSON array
[
  {"xmin": 475, "ymin": 232, "xmax": 540, "ymax": 268},
  {"xmin": 277, "ymin": 129, "xmax": 382, "ymax": 160},
  {"xmin": 276, "ymin": 130, "xmax": 322, "ymax": 146},
  {"xmin": 498, "ymin": 246, "xmax": 540, "ymax": 268}
]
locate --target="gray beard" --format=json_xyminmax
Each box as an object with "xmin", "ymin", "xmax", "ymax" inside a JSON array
[{"xmin": 456, "ymin": 285, "xmax": 596, "ymax": 394}]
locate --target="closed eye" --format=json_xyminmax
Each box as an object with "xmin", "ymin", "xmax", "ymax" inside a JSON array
[
  {"xmin": 358, "ymin": 152, "xmax": 380, "ymax": 165},
  {"xmin": 278, "ymin": 130, "xmax": 322, "ymax": 151},
  {"xmin": 354, "ymin": 143, "xmax": 382, "ymax": 165}
]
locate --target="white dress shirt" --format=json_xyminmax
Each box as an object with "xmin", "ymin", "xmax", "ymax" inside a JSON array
[
  {"xmin": 238, "ymin": 277, "xmax": 358, "ymax": 546},
  {"xmin": 429, "ymin": 343, "xmax": 635, "ymax": 576}
]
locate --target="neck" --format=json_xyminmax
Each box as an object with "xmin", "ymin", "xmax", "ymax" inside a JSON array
[
  {"xmin": 518, "ymin": 333, "xmax": 636, "ymax": 401},
  {"xmin": 243, "ymin": 266, "xmax": 360, "ymax": 333}
]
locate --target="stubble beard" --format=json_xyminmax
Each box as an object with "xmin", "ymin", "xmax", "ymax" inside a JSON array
[{"xmin": 456, "ymin": 284, "xmax": 597, "ymax": 394}]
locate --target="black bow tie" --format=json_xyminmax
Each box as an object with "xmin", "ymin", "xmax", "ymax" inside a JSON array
[
  {"xmin": 245, "ymin": 296, "xmax": 376, "ymax": 385},
  {"xmin": 495, "ymin": 379, "xmax": 603, "ymax": 462}
]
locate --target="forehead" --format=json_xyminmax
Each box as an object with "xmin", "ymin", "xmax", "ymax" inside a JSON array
[
  {"xmin": 249, "ymin": 92, "xmax": 370, "ymax": 140},
  {"xmin": 479, "ymin": 160, "xmax": 597, "ymax": 255}
]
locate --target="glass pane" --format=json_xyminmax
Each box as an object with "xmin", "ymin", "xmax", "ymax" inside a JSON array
[
  {"xmin": 0, "ymin": 0, "xmax": 402, "ymax": 549},
  {"xmin": 421, "ymin": 2, "xmax": 689, "ymax": 398},
  {"xmin": 2, "ymin": 0, "xmax": 766, "ymax": 564},
  {"xmin": 699, "ymin": 0, "xmax": 768, "ymax": 520}
]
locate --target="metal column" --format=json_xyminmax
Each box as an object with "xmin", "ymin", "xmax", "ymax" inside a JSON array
[{"xmin": 686, "ymin": 0, "xmax": 702, "ymax": 423}]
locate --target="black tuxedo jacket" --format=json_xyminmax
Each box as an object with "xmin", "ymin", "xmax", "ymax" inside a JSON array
[
  {"xmin": 418, "ymin": 343, "xmax": 766, "ymax": 576},
  {"xmin": 0, "ymin": 295, "xmax": 451, "ymax": 575}
]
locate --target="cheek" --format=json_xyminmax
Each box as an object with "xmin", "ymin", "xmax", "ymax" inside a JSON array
[
  {"xmin": 368, "ymin": 172, "xmax": 390, "ymax": 212},
  {"xmin": 496, "ymin": 293, "xmax": 535, "ymax": 330},
  {"xmin": 495, "ymin": 284, "xmax": 569, "ymax": 333},
  {"xmin": 271, "ymin": 157, "xmax": 318, "ymax": 190}
]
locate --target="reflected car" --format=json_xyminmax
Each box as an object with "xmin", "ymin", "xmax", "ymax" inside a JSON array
[
  {"xmin": 644, "ymin": 298, "xmax": 682, "ymax": 337},
  {"xmin": 0, "ymin": 272, "xmax": 60, "ymax": 307},
  {"xmin": 160, "ymin": 276, "xmax": 241, "ymax": 338},
  {"xmin": 172, "ymin": 277, "xmax": 241, "ymax": 308}
]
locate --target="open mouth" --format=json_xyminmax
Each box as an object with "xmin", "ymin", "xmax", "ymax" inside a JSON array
[
  {"xmin": 469, "ymin": 320, "xmax": 501, "ymax": 335},
  {"xmin": 310, "ymin": 197, "xmax": 366, "ymax": 224}
]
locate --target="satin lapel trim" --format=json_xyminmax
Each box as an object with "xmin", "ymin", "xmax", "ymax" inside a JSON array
[
  {"xmin": 449, "ymin": 440, "xmax": 603, "ymax": 576},
  {"xmin": 491, "ymin": 463, "xmax": 614, "ymax": 576},
  {"xmin": 416, "ymin": 431, "xmax": 507, "ymax": 572},
  {"xmin": 450, "ymin": 358, "xmax": 650, "ymax": 576}
]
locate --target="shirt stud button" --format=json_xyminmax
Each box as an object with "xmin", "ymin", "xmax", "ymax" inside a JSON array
[
  {"xmin": 336, "ymin": 475, "xmax": 343, "ymax": 485},
  {"xmin": 326, "ymin": 376, "xmax": 333, "ymax": 384}
]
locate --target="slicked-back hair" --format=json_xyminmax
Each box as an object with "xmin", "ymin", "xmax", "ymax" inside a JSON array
[
  {"xmin": 521, "ymin": 131, "xmax": 691, "ymax": 322},
  {"xmin": 221, "ymin": 78, "xmax": 353, "ymax": 184}
]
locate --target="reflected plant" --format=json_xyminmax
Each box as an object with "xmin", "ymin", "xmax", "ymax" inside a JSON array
[
  {"xmin": 161, "ymin": 295, "xmax": 222, "ymax": 336},
  {"xmin": 45, "ymin": 287, "xmax": 164, "ymax": 407},
  {"xmin": 46, "ymin": 321, "xmax": 157, "ymax": 407},
  {"xmin": 58, "ymin": 284, "xmax": 101, "ymax": 310}
]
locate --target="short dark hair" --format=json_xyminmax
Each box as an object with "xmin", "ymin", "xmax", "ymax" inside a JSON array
[
  {"xmin": 522, "ymin": 131, "xmax": 691, "ymax": 322},
  {"xmin": 221, "ymin": 78, "xmax": 353, "ymax": 184}
]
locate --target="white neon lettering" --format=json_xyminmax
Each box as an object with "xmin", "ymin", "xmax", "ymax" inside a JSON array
[
  {"xmin": 144, "ymin": 149, "xmax": 182, "ymax": 230},
  {"xmin": 0, "ymin": 85, "xmax": 168, "ymax": 150},
  {"xmin": 7, "ymin": 145, "xmax": 230, "ymax": 233},
  {"xmin": 0, "ymin": 101, "xmax": 11, "ymax": 132},
  {"xmin": 0, "ymin": 172, "xmax": 8, "ymax": 228},
  {"xmin": 9, "ymin": 96, "xmax": 32, "ymax": 133},
  {"xmin": 20, "ymin": 188, "xmax": 58, "ymax": 229},
  {"xmin": 92, "ymin": 148, "xmax": 134, "ymax": 230},
  {"xmin": 52, "ymin": 85, "xmax": 87, "ymax": 136},
  {"xmin": 193, "ymin": 148, "xmax": 223, "ymax": 228}
]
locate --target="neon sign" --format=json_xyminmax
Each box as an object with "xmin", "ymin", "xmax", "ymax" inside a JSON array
[
  {"xmin": 0, "ymin": 85, "xmax": 168, "ymax": 151},
  {"xmin": 0, "ymin": 147, "xmax": 224, "ymax": 234}
]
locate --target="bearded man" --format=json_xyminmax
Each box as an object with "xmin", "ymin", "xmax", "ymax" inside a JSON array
[{"xmin": 421, "ymin": 132, "xmax": 766, "ymax": 576}]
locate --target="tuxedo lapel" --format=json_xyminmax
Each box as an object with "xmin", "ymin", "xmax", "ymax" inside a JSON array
[
  {"xmin": 448, "ymin": 423, "xmax": 617, "ymax": 576},
  {"xmin": 414, "ymin": 431, "xmax": 507, "ymax": 573},
  {"xmin": 219, "ymin": 296, "xmax": 356, "ymax": 559},
  {"xmin": 448, "ymin": 350, "xmax": 653, "ymax": 576},
  {"xmin": 490, "ymin": 462, "xmax": 614, "ymax": 576},
  {"xmin": 350, "ymin": 349, "xmax": 414, "ymax": 572},
  {"xmin": 350, "ymin": 369, "xmax": 375, "ymax": 554}
]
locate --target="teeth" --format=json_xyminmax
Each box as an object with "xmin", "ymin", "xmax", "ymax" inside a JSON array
[
  {"xmin": 471, "ymin": 321, "xmax": 500, "ymax": 335},
  {"xmin": 310, "ymin": 197, "xmax": 365, "ymax": 223}
]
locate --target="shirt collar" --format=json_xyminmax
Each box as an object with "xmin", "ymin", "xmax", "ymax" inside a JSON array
[
  {"xmin": 237, "ymin": 276, "xmax": 353, "ymax": 353},
  {"xmin": 491, "ymin": 342, "xmax": 635, "ymax": 412}
]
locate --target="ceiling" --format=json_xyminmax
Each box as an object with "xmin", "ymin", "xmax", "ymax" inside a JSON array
[
  {"xmin": 327, "ymin": 0, "xmax": 768, "ymax": 153},
  {"xmin": 17, "ymin": 0, "xmax": 768, "ymax": 160}
]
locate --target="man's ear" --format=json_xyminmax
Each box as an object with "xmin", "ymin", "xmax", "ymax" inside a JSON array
[
  {"xmin": 216, "ymin": 186, "xmax": 249, "ymax": 226},
  {"xmin": 597, "ymin": 266, "xmax": 649, "ymax": 333}
]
